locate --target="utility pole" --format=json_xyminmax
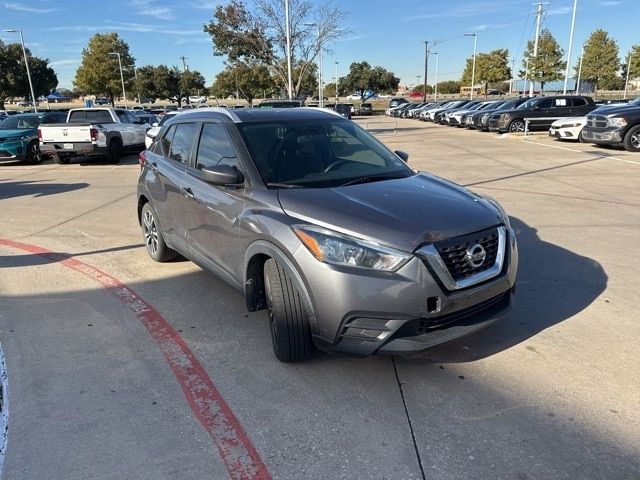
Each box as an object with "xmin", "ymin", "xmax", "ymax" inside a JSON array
[
  {"xmin": 335, "ymin": 61, "xmax": 339, "ymax": 104},
  {"xmin": 624, "ymin": 51, "xmax": 633, "ymax": 100},
  {"xmin": 465, "ymin": 33, "xmax": 478, "ymax": 100},
  {"xmin": 530, "ymin": 2, "xmax": 549, "ymax": 97},
  {"xmin": 576, "ymin": 45, "xmax": 584, "ymax": 94},
  {"xmin": 563, "ymin": 0, "xmax": 578, "ymax": 94},
  {"xmin": 423, "ymin": 41, "xmax": 429, "ymax": 102},
  {"xmin": 180, "ymin": 56, "xmax": 188, "ymax": 72},
  {"xmin": 431, "ymin": 52, "xmax": 439, "ymax": 101},
  {"xmin": 284, "ymin": 0, "xmax": 294, "ymax": 99},
  {"xmin": 522, "ymin": 57, "xmax": 529, "ymax": 97}
]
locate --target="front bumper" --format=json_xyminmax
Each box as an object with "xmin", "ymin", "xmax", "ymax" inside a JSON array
[
  {"xmin": 581, "ymin": 126, "xmax": 624, "ymax": 145},
  {"xmin": 298, "ymin": 227, "xmax": 518, "ymax": 356}
]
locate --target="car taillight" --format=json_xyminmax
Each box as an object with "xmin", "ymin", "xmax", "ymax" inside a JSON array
[
  {"xmin": 139, "ymin": 150, "xmax": 146, "ymax": 169},
  {"xmin": 90, "ymin": 128, "xmax": 98, "ymax": 142},
  {"xmin": 37, "ymin": 128, "xmax": 42, "ymax": 141}
]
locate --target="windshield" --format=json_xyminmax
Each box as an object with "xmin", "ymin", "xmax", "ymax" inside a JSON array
[
  {"xmin": 629, "ymin": 97, "xmax": 640, "ymax": 106},
  {"xmin": 239, "ymin": 119, "xmax": 414, "ymax": 188},
  {"xmin": 0, "ymin": 115, "xmax": 39, "ymax": 130}
]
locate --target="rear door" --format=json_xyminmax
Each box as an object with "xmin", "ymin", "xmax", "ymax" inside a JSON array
[
  {"xmin": 182, "ymin": 122, "xmax": 247, "ymax": 286},
  {"xmin": 115, "ymin": 110, "xmax": 135, "ymax": 146}
]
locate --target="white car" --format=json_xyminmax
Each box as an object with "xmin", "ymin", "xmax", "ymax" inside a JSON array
[
  {"xmin": 189, "ymin": 96, "xmax": 207, "ymax": 104},
  {"xmin": 346, "ymin": 94, "xmax": 361, "ymax": 100},
  {"xmin": 145, "ymin": 111, "xmax": 179, "ymax": 148},
  {"xmin": 549, "ymin": 117, "xmax": 587, "ymax": 142}
]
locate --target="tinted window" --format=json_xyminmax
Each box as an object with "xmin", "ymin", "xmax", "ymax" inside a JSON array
[
  {"xmin": 571, "ymin": 97, "xmax": 587, "ymax": 107},
  {"xmin": 168, "ymin": 123, "xmax": 197, "ymax": 164},
  {"xmin": 158, "ymin": 113, "xmax": 177, "ymax": 126},
  {"xmin": 195, "ymin": 123, "xmax": 237, "ymax": 170},
  {"xmin": 0, "ymin": 114, "xmax": 39, "ymax": 129},
  {"xmin": 125, "ymin": 111, "xmax": 140, "ymax": 124},
  {"xmin": 160, "ymin": 125, "xmax": 176, "ymax": 157},
  {"xmin": 537, "ymin": 99, "xmax": 553, "ymax": 109},
  {"xmin": 116, "ymin": 111, "xmax": 128, "ymax": 123},
  {"xmin": 68, "ymin": 110, "xmax": 114, "ymax": 123}
]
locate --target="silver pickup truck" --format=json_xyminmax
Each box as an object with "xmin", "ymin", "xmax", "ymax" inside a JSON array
[{"xmin": 38, "ymin": 107, "xmax": 150, "ymax": 164}]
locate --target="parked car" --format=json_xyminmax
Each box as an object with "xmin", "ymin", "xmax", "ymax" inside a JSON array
[
  {"xmin": 39, "ymin": 107, "xmax": 149, "ymax": 164},
  {"xmin": 137, "ymin": 107, "xmax": 518, "ymax": 362},
  {"xmin": 357, "ymin": 103, "xmax": 374, "ymax": 116},
  {"xmin": 433, "ymin": 101, "xmax": 471, "ymax": 123},
  {"xmin": 0, "ymin": 113, "xmax": 42, "ymax": 163},
  {"xmin": 581, "ymin": 97, "xmax": 640, "ymax": 152},
  {"xmin": 189, "ymin": 96, "xmax": 207, "ymax": 104},
  {"xmin": 145, "ymin": 112, "xmax": 179, "ymax": 148},
  {"xmin": 388, "ymin": 97, "xmax": 408, "ymax": 108},
  {"xmin": 460, "ymin": 102, "xmax": 498, "ymax": 127},
  {"xmin": 334, "ymin": 103, "xmax": 353, "ymax": 119},
  {"xmin": 390, "ymin": 103, "xmax": 413, "ymax": 118},
  {"xmin": 312, "ymin": 95, "xmax": 328, "ymax": 101},
  {"xmin": 549, "ymin": 117, "xmax": 587, "ymax": 142},
  {"xmin": 488, "ymin": 95, "xmax": 596, "ymax": 133},
  {"xmin": 445, "ymin": 101, "xmax": 485, "ymax": 126},
  {"xmin": 256, "ymin": 99, "xmax": 303, "ymax": 108},
  {"xmin": 95, "ymin": 98, "xmax": 111, "ymax": 105},
  {"xmin": 472, "ymin": 99, "xmax": 528, "ymax": 131}
]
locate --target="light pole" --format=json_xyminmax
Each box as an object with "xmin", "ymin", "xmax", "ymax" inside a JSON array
[
  {"xmin": 624, "ymin": 50, "xmax": 635, "ymax": 100},
  {"xmin": 509, "ymin": 57, "xmax": 516, "ymax": 94},
  {"xmin": 423, "ymin": 41, "xmax": 429, "ymax": 102},
  {"xmin": 530, "ymin": 3, "xmax": 549, "ymax": 97},
  {"xmin": 284, "ymin": 0, "xmax": 294, "ymax": 99},
  {"xmin": 430, "ymin": 52, "xmax": 439, "ymax": 101},
  {"xmin": 522, "ymin": 57, "xmax": 529, "ymax": 97},
  {"xmin": 4, "ymin": 29, "xmax": 38, "ymax": 113},
  {"xmin": 576, "ymin": 45, "xmax": 584, "ymax": 94},
  {"xmin": 304, "ymin": 22, "xmax": 323, "ymax": 108},
  {"xmin": 416, "ymin": 75, "xmax": 421, "ymax": 94},
  {"xmin": 465, "ymin": 33, "xmax": 478, "ymax": 100},
  {"xmin": 563, "ymin": 0, "xmax": 578, "ymax": 94},
  {"xmin": 335, "ymin": 61, "xmax": 339, "ymax": 104},
  {"xmin": 108, "ymin": 52, "xmax": 127, "ymax": 108}
]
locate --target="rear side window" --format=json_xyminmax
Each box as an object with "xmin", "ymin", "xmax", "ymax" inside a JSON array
[
  {"xmin": 168, "ymin": 123, "xmax": 198, "ymax": 164},
  {"xmin": 195, "ymin": 123, "xmax": 237, "ymax": 171},
  {"xmin": 537, "ymin": 99, "xmax": 553, "ymax": 109},
  {"xmin": 571, "ymin": 97, "xmax": 587, "ymax": 107},
  {"xmin": 159, "ymin": 125, "xmax": 176, "ymax": 157}
]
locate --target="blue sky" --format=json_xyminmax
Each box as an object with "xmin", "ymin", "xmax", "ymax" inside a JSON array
[{"xmin": 1, "ymin": 0, "xmax": 636, "ymax": 91}]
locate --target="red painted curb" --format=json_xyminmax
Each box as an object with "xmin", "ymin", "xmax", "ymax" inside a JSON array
[{"xmin": 0, "ymin": 239, "xmax": 272, "ymax": 480}]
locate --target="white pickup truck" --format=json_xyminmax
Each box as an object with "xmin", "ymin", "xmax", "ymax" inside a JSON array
[{"xmin": 38, "ymin": 107, "xmax": 150, "ymax": 164}]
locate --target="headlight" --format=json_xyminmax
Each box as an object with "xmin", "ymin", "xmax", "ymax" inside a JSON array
[
  {"xmin": 480, "ymin": 196, "xmax": 511, "ymax": 229},
  {"xmin": 607, "ymin": 117, "xmax": 627, "ymax": 127},
  {"xmin": 293, "ymin": 225, "xmax": 410, "ymax": 272}
]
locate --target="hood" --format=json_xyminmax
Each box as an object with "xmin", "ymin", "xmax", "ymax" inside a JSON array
[
  {"xmin": 0, "ymin": 129, "xmax": 36, "ymax": 138},
  {"xmin": 277, "ymin": 173, "xmax": 502, "ymax": 252},
  {"xmin": 592, "ymin": 104, "xmax": 640, "ymax": 116}
]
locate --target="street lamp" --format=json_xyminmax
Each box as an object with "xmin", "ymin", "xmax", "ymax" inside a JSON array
[
  {"xmin": 624, "ymin": 49, "xmax": 635, "ymax": 100},
  {"xmin": 304, "ymin": 22, "xmax": 323, "ymax": 108},
  {"xmin": 563, "ymin": 0, "xmax": 578, "ymax": 94},
  {"xmin": 430, "ymin": 52, "xmax": 439, "ymax": 101},
  {"xmin": 108, "ymin": 52, "xmax": 127, "ymax": 108},
  {"xmin": 465, "ymin": 33, "xmax": 478, "ymax": 100},
  {"xmin": 4, "ymin": 29, "xmax": 38, "ymax": 113},
  {"xmin": 575, "ymin": 45, "xmax": 584, "ymax": 94},
  {"xmin": 335, "ymin": 61, "xmax": 339, "ymax": 104},
  {"xmin": 284, "ymin": 0, "xmax": 293, "ymax": 99}
]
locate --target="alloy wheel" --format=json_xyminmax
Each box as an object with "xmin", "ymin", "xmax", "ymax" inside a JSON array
[{"xmin": 142, "ymin": 210, "xmax": 159, "ymax": 255}]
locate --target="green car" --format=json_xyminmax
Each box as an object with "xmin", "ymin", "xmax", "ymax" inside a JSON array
[{"xmin": 0, "ymin": 113, "xmax": 42, "ymax": 164}]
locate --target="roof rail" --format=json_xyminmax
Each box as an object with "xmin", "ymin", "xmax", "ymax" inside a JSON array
[
  {"xmin": 302, "ymin": 106, "xmax": 343, "ymax": 118},
  {"xmin": 181, "ymin": 107, "xmax": 242, "ymax": 122}
]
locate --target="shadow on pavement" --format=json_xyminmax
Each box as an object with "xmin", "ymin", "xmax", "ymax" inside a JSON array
[
  {"xmin": 0, "ymin": 179, "xmax": 89, "ymax": 200},
  {"xmin": 0, "ymin": 243, "xmax": 146, "ymax": 267}
]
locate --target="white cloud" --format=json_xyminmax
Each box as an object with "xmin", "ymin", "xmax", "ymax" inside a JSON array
[
  {"xmin": 50, "ymin": 59, "xmax": 80, "ymax": 66},
  {"xmin": 548, "ymin": 6, "xmax": 571, "ymax": 15},
  {"xmin": 138, "ymin": 6, "xmax": 172, "ymax": 20},
  {"xmin": 4, "ymin": 2, "xmax": 57, "ymax": 13}
]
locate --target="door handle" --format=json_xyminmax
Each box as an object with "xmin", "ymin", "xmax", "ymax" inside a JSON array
[{"xmin": 180, "ymin": 187, "xmax": 195, "ymax": 199}]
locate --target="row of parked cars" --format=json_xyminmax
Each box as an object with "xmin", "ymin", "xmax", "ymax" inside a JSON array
[{"xmin": 386, "ymin": 96, "xmax": 640, "ymax": 152}]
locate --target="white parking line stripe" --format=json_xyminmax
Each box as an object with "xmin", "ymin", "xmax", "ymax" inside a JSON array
[{"xmin": 522, "ymin": 140, "xmax": 640, "ymax": 166}]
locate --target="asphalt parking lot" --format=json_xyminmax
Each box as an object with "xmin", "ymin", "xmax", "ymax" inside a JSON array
[{"xmin": 1, "ymin": 119, "xmax": 639, "ymax": 480}]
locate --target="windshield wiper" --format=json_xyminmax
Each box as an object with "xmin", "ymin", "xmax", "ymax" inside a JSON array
[
  {"xmin": 340, "ymin": 175, "xmax": 404, "ymax": 187},
  {"xmin": 266, "ymin": 182, "xmax": 304, "ymax": 189}
]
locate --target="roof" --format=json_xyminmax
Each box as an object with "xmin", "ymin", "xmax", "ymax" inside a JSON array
[{"xmin": 174, "ymin": 107, "xmax": 344, "ymax": 124}]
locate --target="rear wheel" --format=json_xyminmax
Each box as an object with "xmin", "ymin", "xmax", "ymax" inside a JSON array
[
  {"xmin": 264, "ymin": 258, "xmax": 312, "ymax": 363},
  {"xmin": 106, "ymin": 138, "xmax": 122, "ymax": 164},
  {"xmin": 623, "ymin": 125, "xmax": 640, "ymax": 152},
  {"xmin": 508, "ymin": 119, "xmax": 525, "ymax": 133},
  {"xmin": 25, "ymin": 140, "xmax": 41, "ymax": 164},
  {"xmin": 141, "ymin": 202, "xmax": 176, "ymax": 262}
]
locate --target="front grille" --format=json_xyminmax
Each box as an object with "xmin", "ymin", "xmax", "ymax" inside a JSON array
[
  {"xmin": 586, "ymin": 115, "xmax": 607, "ymax": 128},
  {"xmin": 433, "ymin": 227, "xmax": 500, "ymax": 281}
]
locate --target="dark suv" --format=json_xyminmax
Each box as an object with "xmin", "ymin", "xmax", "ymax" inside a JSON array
[
  {"xmin": 138, "ymin": 108, "xmax": 517, "ymax": 362},
  {"xmin": 489, "ymin": 95, "xmax": 596, "ymax": 133},
  {"xmin": 581, "ymin": 97, "xmax": 640, "ymax": 152}
]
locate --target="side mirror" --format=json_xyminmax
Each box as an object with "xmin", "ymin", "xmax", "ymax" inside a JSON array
[
  {"xmin": 395, "ymin": 150, "xmax": 409, "ymax": 163},
  {"xmin": 201, "ymin": 164, "xmax": 244, "ymax": 186}
]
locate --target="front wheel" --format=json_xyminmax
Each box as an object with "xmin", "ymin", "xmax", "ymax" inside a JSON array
[
  {"xmin": 264, "ymin": 259, "xmax": 312, "ymax": 363},
  {"xmin": 623, "ymin": 125, "xmax": 640, "ymax": 152},
  {"xmin": 508, "ymin": 119, "xmax": 526, "ymax": 133}
]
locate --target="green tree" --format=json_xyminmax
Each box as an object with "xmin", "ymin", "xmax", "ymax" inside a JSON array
[
  {"xmin": 323, "ymin": 82, "xmax": 336, "ymax": 97},
  {"xmin": 271, "ymin": 60, "xmax": 318, "ymax": 97},
  {"xmin": 461, "ymin": 49, "xmax": 512, "ymax": 95},
  {"xmin": 204, "ymin": 0, "xmax": 348, "ymax": 98},
  {"xmin": 153, "ymin": 65, "xmax": 181, "ymax": 102},
  {"xmin": 519, "ymin": 30, "xmax": 565, "ymax": 92},
  {"xmin": 180, "ymin": 70, "xmax": 207, "ymax": 103},
  {"xmin": 412, "ymin": 84, "xmax": 433, "ymax": 94},
  {"xmin": 340, "ymin": 62, "xmax": 399, "ymax": 102},
  {"xmin": 436, "ymin": 80, "xmax": 461, "ymax": 94},
  {"xmin": 211, "ymin": 61, "xmax": 275, "ymax": 104},
  {"xmin": 579, "ymin": 29, "xmax": 620, "ymax": 93},
  {"xmin": 0, "ymin": 40, "xmax": 58, "ymax": 108},
  {"xmin": 74, "ymin": 33, "xmax": 136, "ymax": 106},
  {"xmin": 622, "ymin": 44, "xmax": 640, "ymax": 83},
  {"xmin": 135, "ymin": 65, "xmax": 160, "ymax": 101}
]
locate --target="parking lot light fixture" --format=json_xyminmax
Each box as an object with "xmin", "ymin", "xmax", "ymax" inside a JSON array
[
  {"xmin": 430, "ymin": 52, "xmax": 439, "ymax": 101},
  {"xmin": 335, "ymin": 61, "xmax": 339, "ymax": 104},
  {"xmin": 624, "ymin": 50, "xmax": 634, "ymax": 100},
  {"xmin": 304, "ymin": 22, "xmax": 323, "ymax": 108},
  {"xmin": 4, "ymin": 29, "xmax": 38, "ymax": 113},
  {"xmin": 465, "ymin": 33, "xmax": 478, "ymax": 100},
  {"xmin": 108, "ymin": 52, "xmax": 127, "ymax": 109},
  {"xmin": 563, "ymin": 0, "xmax": 578, "ymax": 94}
]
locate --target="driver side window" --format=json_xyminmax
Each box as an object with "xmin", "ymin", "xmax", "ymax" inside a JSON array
[{"xmin": 195, "ymin": 123, "xmax": 238, "ymax": 171}]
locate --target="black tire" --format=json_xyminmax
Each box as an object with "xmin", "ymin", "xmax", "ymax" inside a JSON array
[
  {"xmin": 52, "ymin": 154, "xmax": 70, "ymax": 164},
  {"xmin": 508, "ymin": 119, "xmax": 526, "ymax": 133},
  {"xmin": 578, "ymin": 130, "xmax": 586, "ymax": 143},
  {"xmin": 264, "ymin": 258, "xmax": 312, "ymax": 363},
  {"xmin": 141, "ymin": 202, "xmax": 176, "ymax": 262},
  {"xmin": 26, "ymin": 140, "xmax": 42, "ymax": 164},
  {"xmin": 623, "ymin": 125, "xmax": 640, "ymax": 152},
  {"xmin": 106, "ymin": 138, "xmax": 122, "ymax": 164}
]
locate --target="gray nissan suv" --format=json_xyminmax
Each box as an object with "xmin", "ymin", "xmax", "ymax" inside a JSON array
[{"xmin": 137, "ymin": 108, "xmax": 518, "ymax": 362}]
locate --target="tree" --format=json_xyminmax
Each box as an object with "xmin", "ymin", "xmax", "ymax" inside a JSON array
[
  {"xmin": 323, "ymin": 82, "xmax": 336, "ymax": 97},
  {"xmin": 622, "ymin": 44, "xmax": 640, "ymax": 83},
  {"xmin": 74, "ymin": 33, "xmax": 136, "ymax": 106},
  {"xmin": 211, "ymin": 61, "xmax": 275, "ymax": 104},
  {"xmin": 436, "ymin": 80, "xmax": 461, "ymax": 94},
  {"xmin": 579, "ymin": 29, "xmax": 620, "ymax": 93},
  {"xmin": 180, "ymin": 70, "xmax": 207, "ymax": 103},
  {"xmin": 153, "ymin": 65, "xmax": 181, "ymax": 102},
  {"xmin": 461, "ymin": 49, "xmax": 512, "ymax": 95},
  {"xmin": 204, "ymin": 0, "xmax": 348, "ymax": 98},
  {"xmin": 135, "ymin": 65, "xmax": 160, "ymax": 101},
  {"xmin": 271, "ymin": 60, "xmax": 318, "ymax": 97},
  {"xmin": 412, "ymin": 84, "xmax": 433, "ymax": 94},
  {"xmin": 340, "ymin": 62, "xmax": 399, "ymax": 102},
  {"xmin": 0, "ymin": 40, "xmax": 58, "ymax": 109},
  {"xmin": 519, "ymin": 30, "xmax": 565, "ymax": 92}
]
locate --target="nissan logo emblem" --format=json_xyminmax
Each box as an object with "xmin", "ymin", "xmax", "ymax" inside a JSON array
[{"xmin": 465, "ymin": 244, "xmax": 486, "ymax": 268}]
